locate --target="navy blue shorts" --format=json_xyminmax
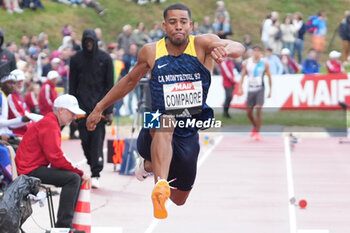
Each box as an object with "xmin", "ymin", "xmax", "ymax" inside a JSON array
[{"xmin": 137, "ymin": 128, "xmax": 200, "ymax": 191}]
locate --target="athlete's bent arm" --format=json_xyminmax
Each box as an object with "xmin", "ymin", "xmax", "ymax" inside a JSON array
[
  {"xmin": 201, "ymin": 34, "xmax": 245, "ymax": 63},
  {"xmin": 87, "ymin": 45, "xmax": 152, "ymax": 130},
  {"xmin": 238, "ymin": 62, "xmax": 247, "ymax": 96},
  {"xmin": 264, "ymin": 61, "xmax": 272, "ymax": 98}
]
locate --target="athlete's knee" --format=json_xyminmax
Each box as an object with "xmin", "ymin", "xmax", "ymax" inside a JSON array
[
  {"xmin": 170, "ymin": 195, "xmax": 188, "ymax": 206},
  {"xmin": 173, "ymin": 199, "xmax": 187, "ymax": 206},
  {"xmin": 170, "ymin": 189, "xmax": 190, "ymax": 206}
]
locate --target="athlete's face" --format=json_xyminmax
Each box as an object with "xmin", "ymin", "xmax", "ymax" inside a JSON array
[
  {"xmin": 253, "ymin": 48, "xmax": 263, "ymax": 60},
  {"xmin": 163, "ymin": 10, "xmax": 192, "ymax": 46}
]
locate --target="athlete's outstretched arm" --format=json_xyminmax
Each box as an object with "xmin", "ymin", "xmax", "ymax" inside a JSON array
[{"xmin": 87, "ymin": 45, "xmax": 152, "ymax": 131}]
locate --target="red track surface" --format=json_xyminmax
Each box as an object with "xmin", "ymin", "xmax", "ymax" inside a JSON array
[{"xmin": 22, "ymin": 135, "xmax": 350, "ymax": 233}]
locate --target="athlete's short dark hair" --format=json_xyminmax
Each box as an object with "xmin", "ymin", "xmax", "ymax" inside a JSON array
[
  {"xmin": 252, "ymin": 45, "xmax": 263, "ymax": 51},
  {"xmin": 163, "ymin": 3, "xmax": 191, "ymax": 20}
]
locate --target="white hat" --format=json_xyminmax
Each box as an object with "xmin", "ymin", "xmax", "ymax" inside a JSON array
[
  {"xmin": 281, "ymin": 48, "xmax": 291, "ymax": 55},
  {"xmin": 329, "ymin": 50, "xmax": 341, "ymax": 59},
  {"xmin": 51, "ymin": 58, "xmax": 61, "ymax": 64},
  {"xmin": 1, "ymin": 73, "xmax": 17, "ymax": 83},
  {"xmin": 47, "ymin": 70, "xmax": 60, "ymax": 80},
  {"xmin": 54, "ymin": 94, "xmax": 86, "ymax": 115},
  {"xmin": 10, "ymin": 69, "xmax": 25, "ymax": 81},
  {"xmin": 216, "ymin": 1, "xmax": 225, "ymax": 6}
]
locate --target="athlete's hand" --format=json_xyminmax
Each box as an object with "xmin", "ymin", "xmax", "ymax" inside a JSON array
[
  {"xmin": 211, "ymin": 46, "xmax": 228, "ymax": 64},
  {"xmin": 237, "ymin": 86, "xmax": 244, "ymax": 96},
  {"xmin": 267, "ymin": 91, "xmax": 272, "ymax": 98},
  {"xmin": 86, "ymin": 109, "xmax": 102, "ymax": 131}
]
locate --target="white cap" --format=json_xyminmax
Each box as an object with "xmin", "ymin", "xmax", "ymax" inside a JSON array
[
  {"xmin": 47, "ymin": 70, "xmax": 60, "ymax": 80},
  {"xmin": 329, "ymin": 50, "xmax": 341, "ymax": 59},
  {"xmin": 1, "ymin": 74, "xmax": 17, "ymax": 83},
  {"xmin": 51, "ymin": 58, "xmax": 61, "ymax": 63},
  {"xmin": 281, "ymin": 48, "xmax": 291, "ymax": 55},
  {"xmin": 54, "ymin": 94, "xmax": 86, "ymax": 115},
  {"xmin": 10, "ymin": 69, "xmax": 25, "ymax": 81},
  {"xmin": 216, "ymin": 1, "xmax": 224, "ymax": 6}
]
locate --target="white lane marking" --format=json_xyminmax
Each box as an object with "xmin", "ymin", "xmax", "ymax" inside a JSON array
[
  {"xmin": 284, "ymin": 136, "xmax": 297, "ymax": 233},
  {"xmin": 75, "ymin": 159, "xmax": 87, "ymax": 167},
  {"xmin": 144, "ymin": 135, "xmax": 224, "ymax": 233},
  {"xmin": 74, "ymin": 147, "xmax": 107, "ymax": 167},
  {"xmin": 298, "ymin": 230, "xmax": 329, "ymax": 233},
  {"xmin": 92, "ymin": 227, "xmax": 123, "ymax": 233}
]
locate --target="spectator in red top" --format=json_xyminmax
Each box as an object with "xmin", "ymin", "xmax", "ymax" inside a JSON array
[
  {"xmin": 7, "ymin": 69, "xmax": 33, "ymax": 136},
  {"xmin": 25, "ymin": 83, "xmax": 40, "ymax": 114},
  {"xmin": 220, "ymin": 57, "xmax": 237, "ymax": 118},
  {"xmin": 39, "ymin": 70, "xmax": 59, "ymax": 115},
  {"xmin": 15, "ymin": 94, "xmax": 89, "ymax": 231},
  {"xmin": 326, "ymin": 50, "xmax": 344, "ymax": 73}
]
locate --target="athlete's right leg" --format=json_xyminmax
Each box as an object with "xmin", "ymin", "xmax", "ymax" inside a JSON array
[
  {"xmin": 148, "ymin": 115, "xmax": 175, "ymax": 218},
  {"xmin": 149, "ymin": 115, "xmax": 175, "ymax": 182},
  {"xmin": 246, "ymin": 106, "xmax": 256, "ymax": 126}
]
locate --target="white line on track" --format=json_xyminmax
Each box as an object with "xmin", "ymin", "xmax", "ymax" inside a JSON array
[
  {"xmin": 74, "ymin": 148, "xmax": 107, "ymax": 167},
  {"xmin": 284, "ymin": 136, "xmax": 297, "ymax": 233},
  {"xmin": 144, "ymin": 135, "xmax": 224, "ymax": 233}
]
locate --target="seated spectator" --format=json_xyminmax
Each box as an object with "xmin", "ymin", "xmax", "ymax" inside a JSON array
[
  {"xmin": 15, "ymin": 94, "xmax": 89, "ymax": 232},
  {"xmin": 242, "ymin": 34, "xmax": 253, "ymax": 50},
  {"xmin": 39, "ymin": 70, "xmax": 59, "ymax": 115},
  {"xmin": 131, "ymin": 22, "xmax": 150, "ymax": 52},
  {"xmin": 0, "ymin": 142, "xmax": 14, "ymax": 187},
  {"xmin": 0, "ymin": 73, "xmax": 30, "ymax": 143},
  {"xmin": 0, "ymin": 29, "xmax": 17, "ymax": 77},
  {"xmin": 3, "ymin": 0, "xmax": 23, "ymax": 13},
  {"xmin": 280, "ymin": 48, "xmax": 299, "ymax": 74},
  {"xmin": 199, "ymin": 16, "xmax": 215, "ymax": 34},
  {"xmin": 213, "ymin": 14, "xmax": 233, "ymax": 39},
  {"xmin": 25, "ymin": 83, "xmax": 40, "ymax": 114},
  {"xmin": 264, "ymin": 47, "xmax": 283, "ymax": 75},
  {"xmin": 326, "ymin": 50, "xmax": 344, "ymax": 73},
  {"xmin": 7, "ymin": 70, "xmax": 34, "ymax": 136},
  {"xmin": 215, "ymin": 1, "xmax": 230, "ymax": 24},
  {"xmin": 42, "ymin": 57, "xmax": 61, "ymax": 78},
  {"xmin": 61, "ymin": 24, "xmax": 73, "ymax": 37},
  {"xmin": 191, "ymin": 21, "xmax": 200, "ymax": 36},
  {"xmin": 82, "ymin": 0, "xmax": 106, "ymax": 16},
  {"xmin": 149, "ymin": 22, "xmax": 165, "ymax": 42},
  {"xmin": 21, "ymin": 0, "xmax": 44, "ymax": 9},
  {"xmin": 70, "ymin": 31, "xmax": 82, "ymax": 51},
  {"xmin": 6, "ymin": 41, "xmax": 17, "ymax": 54},
  {"xmin": 20, "ymin": 35, "xmax": 30, "ymax": 53},
  {"xmin": 302, "ymin": 48, "xmax": 320, "ymax": 74}
]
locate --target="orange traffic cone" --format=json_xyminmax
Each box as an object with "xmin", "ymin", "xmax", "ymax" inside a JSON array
[{"xmin": 72, "ymin": 182, "xmax": 91, "ymax": 233}]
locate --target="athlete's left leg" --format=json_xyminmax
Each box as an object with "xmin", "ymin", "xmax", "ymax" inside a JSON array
[
  {"xmin": 255, "ymin": 105, "xmax": 263, "ymax": 132},
  {"xmin": 143, "ymin": 160, "xmax": 191, "ymax": 206}
]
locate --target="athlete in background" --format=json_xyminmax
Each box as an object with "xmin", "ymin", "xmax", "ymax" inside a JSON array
[{"xmin": 238, "ymin": 45, "xmax": 272, "ymax": 140}]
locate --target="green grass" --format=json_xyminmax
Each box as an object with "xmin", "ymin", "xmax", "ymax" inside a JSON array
[{"xmin": 0, "ymin": 0, "xmax": 348, "ymax": 59}]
